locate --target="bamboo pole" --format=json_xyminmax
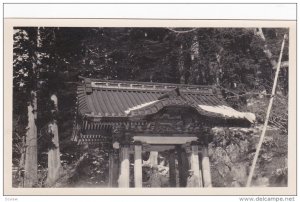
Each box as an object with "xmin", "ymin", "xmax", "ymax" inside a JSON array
[{"xmin": 246, "ymin": 34, "xmax": 287, "ymax": 187}]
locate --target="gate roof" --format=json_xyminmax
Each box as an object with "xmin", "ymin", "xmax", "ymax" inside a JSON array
[{"xmin": 76, "ymin": 78, "xmax": 255, "ymax": 123}]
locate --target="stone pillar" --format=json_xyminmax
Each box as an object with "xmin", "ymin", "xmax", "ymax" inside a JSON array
[
  {"xmin": 118, "ymin": 145, "xmax": 130, "ymax": 187},
  {"xmin": 149, "ymin": 151, "xmax": 158, "ymax": 166},
  {"xmin": 134, "ymin": 142, "xmax": 143, "ymax": 188},
  {"xmin": 189, "ymin": 142, "xmax": 202, "ymax": 187},
  {"xmin": 201, "ymin": 145, "xmax": 212, "ymax": 187},
  {"xmin": 169, "ymin": 150, "xmax": 176, "ymax": 187}
]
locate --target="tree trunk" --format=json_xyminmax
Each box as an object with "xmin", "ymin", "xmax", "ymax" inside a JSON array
[
  {"xmin": 254, "ymin": 28, "xmax": 288, "ymax": 69},
  {"xmin": 46, "ymin": 94, "xmax": 62, "ymax": 186},
  {"xmin": 18, "ymin": 136, "xmax": 26, "ymax": 187},
  {"xmin": 178, "ymin": 44, "xmax": 185, "ymax": 84},
  {"xmin": 215, "ymin": 47, "xmax": 224, "ymax": 85},
  {"xmin": 189, "ymin": 34, "xmax": 199, "ymax": 84},
  {"xmin": 24, "ymin": 91, "xmax": 38, "ymax": 187},
  {"xmin": 23, "ymin": 27, "xmax": 41, "ymax": 187}
]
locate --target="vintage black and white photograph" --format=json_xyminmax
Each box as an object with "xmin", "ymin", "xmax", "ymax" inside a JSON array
[
  {"xmin": 3, "ymin": 11, "xmax": 297, "ymax": 198},
  {"xmin": 10, "ymin": 24, "xmax": 292, "ymax": 190}
]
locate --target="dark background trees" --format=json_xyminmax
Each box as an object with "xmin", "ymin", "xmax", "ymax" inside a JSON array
[{"xmin": 12, "ymin": 27, "xmax": 289, "ymax": 187}]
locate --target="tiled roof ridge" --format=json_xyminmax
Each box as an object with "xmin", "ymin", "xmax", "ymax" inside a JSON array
[
  {"xmin": 81, "ymin": 78, "xmax": 222, "ymax": 96},
  {"xmin": 82, "ymin": 77, "xmax": 216, "ymax": 88}
]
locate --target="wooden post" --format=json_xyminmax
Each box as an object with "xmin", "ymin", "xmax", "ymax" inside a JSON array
[
  {"xmin": 113, "ymin": 151, "xmax": 119, "ymax": 187},
  {"xmin": 201, "ymin": 146, "xmax": 212, "ymax": 187},
  {"xmin": 176, "ymin": 146, "xmax": 184, "ymax": 187},
  {"xmin": 134, "ymin": 142, "xmax": 142, "ymax": 188},
  {"xmin": 176, "ymin": 145, "xmax": 188, "ymax": 187},
  {"xmin": 190, "ymin": 143, "xmax": 201, "ymax": 187},
  {"xmin": 108, "ymin": 150, "xmax": 119, "ymax": 187},
  {"xmin": 108, "ymin": 152, "xmax": 115, "ymax": 187},
  {"xmin": 119, "ymin": 145, "xmax": 130, "ymax": 187},
  {"xmin": 199, "ymin": 166, "xmax": 203, "ymax": 187},
  {"xmin": 169, "ymin": 150, "xmax": 177, "ymax": 187}
]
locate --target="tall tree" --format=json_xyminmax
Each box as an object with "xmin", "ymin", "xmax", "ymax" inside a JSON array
[
  {"xmin": 45, "ymin": 94, "xmax": 62, "ymax": 186},
  {"xmin": 13, "ymin": 27, "xmax": 40, "ymax": 187}
]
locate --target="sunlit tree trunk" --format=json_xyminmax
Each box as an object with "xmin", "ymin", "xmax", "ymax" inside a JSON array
[
  {"xmin": 24, "ymin": 27, "xmax": 40, "ymax": 187},
  {"xmin": 24, "ymin": 91, "xmax": 38, "ymax": 187},
  {"xmin": 46, "ymin": 94, "xmax": 62, "ymax": 186}
]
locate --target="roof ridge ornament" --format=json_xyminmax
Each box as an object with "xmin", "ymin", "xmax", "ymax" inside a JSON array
[
  {"xmin": 158, "ymin": 87, "xmax": 181, "ymax": 100},
  {"xmin": 86, "ymin": 79, "xmax": 214, "ymax": 93},
  {"xmin": 84, "ymin": 78, "xmax": 92, "ymax": 94}
]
